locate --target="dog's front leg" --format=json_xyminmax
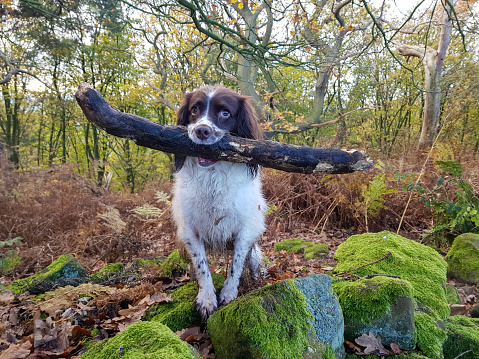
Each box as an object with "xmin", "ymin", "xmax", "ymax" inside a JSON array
[
  {"xmin": 184, "ymin": 236, "xmax": 217, "ymax": 319},
  {"xmin": 218, "ymin": 232, "xmax": 257, "ymax": 306}
]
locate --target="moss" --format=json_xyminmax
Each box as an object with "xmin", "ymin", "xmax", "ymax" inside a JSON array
[
  {"xmin": 275, "ymin": 238, "xmax": 329, "ymax": 259},
  {"xmin": 90, "ymin": 263, "xmax": 124, "ymax": 279},
  {"xmin": 81, "ymin": 321, "xmax": 195, "ymax": 359},
  {"xmin": 7, "ymin": 254, "xmax": 86, "ymax": 294},
  {"xmin": 158, "ymin": 249, "xmax": 189, "ymax": 278},
  {"xmin": 142, "ymin": 273, "xmax": 225, "ymax": 332},
  {"xmin": 346, "ymin": 354, "xmax": 429, "ymax": 359},
  {"xmin": 443, "ymin": 316, "xmax": 479, "ymax": 359},
  {"xmin": 207, "ymin": 279, "xmax": 320, "ymax": 359},
  {"xmin": 136, "ymin": 258, "xmax": 161, "ymax": 268},
  {"xmin": 333, "ymin": 231, "xmax": 449, "ymax": 358},
  {"xmin": 445, "ymin": 285, "xmax": 462, "ymax": 304},
  {"xmin": 332, "ymin": 276, "xmax": 413, "ymax": 324},
  {"xmin": 90, "ymin": 328, "xmax": 100, "ymax": 337},
  {"xmin": 446, "ymin": 233, "xmax": 479, "ymax": 284}
]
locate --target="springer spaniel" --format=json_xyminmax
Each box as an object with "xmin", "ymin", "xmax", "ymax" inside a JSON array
[{"xmin": 171, "ymin": 85, "xmax": 266, "ymax": 318}]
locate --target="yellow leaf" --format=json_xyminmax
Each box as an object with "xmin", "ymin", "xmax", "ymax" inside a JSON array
[{"xmin": 238, "ymin": 1, "xmax": 244, "ymax": 9}]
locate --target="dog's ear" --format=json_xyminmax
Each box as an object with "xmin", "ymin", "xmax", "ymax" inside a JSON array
[
  {"xmin": 177, "ymin": 92, "xmax": 193, "ymax": 126},
  {"xmin": 175, "ymin": 92, "xmax": 193, "ymax": 172},
  {"xmin": 236, "ymin": 96, "xmax": 263, "ymax": 177},
  {"xmin": 237, "ymin": 97, "xmax": 264, "ymax": 140}
]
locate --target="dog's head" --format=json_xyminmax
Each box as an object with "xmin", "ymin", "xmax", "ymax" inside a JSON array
[{"xmin": 176, "ymin": 86, "xmax": 263, "ymax": 168}]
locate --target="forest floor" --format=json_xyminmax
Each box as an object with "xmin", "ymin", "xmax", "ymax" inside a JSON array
[{"xmin": 0, "ymin": 162, "xmax": 478, "ymax": 358}]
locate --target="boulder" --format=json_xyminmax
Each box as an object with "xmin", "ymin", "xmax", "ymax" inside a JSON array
[
  {"xmin": 443, "ymin": 315, "xmax": 479, "ymax": 359},
  {"xmin": 142, "ymin": 273, "xmax": 225, "ymax": 332},
  {"xmin": 8, "ymin": 254, "xmax": 86, "ymax": 295},
  {"xmin": 275, "ymin": 238, "xmax": 329, "ymax": 259},
  {"xmin": 81, "ymin": 321, "xmax": 198, "ymax": 359},
  {"xmin": 207, "ymin": 273, "xmax": 345, "ymax": 359},
  {"xmin": 446, "ymin": 233, "xmax": 479, "ymax": 284},
  {"xmin": 333, "ymin": 231, "xmax": 449, "ymax": 358}
]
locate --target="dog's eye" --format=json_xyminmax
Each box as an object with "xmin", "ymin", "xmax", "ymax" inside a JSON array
[
  {"xmin": 220, "ymin": 109, "xmax": 230, "ymax": 118},
  {"xmin": 191, "ymin": 106, "xmax": 198, "ymax": 115}
]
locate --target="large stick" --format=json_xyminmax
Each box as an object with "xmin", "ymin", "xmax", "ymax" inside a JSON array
[{"xmin": 75, "ymin": 83, "xmax": 373, "ymax": 174}]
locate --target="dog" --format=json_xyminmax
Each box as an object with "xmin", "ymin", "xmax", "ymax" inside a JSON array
[{"xmin": 171, "ymin": 85, "xmax": 266, "ymax": 318}]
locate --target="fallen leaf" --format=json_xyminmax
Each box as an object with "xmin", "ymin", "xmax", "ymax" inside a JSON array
[
  {"xmin": 390, "ymin": 342, "xmax": 401, "ymax": 354},
  {"xmin": 0, "ymin": 341, "xmax": 31, "ymax": 359},
  {"xmin": 355, "ymin": 332, "xmax": 391, "ymax": 356}
]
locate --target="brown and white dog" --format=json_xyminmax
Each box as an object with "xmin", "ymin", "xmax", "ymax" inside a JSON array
[{"xmin": 171, "ymin": 86, "xmax": 266, "ymax": 318}]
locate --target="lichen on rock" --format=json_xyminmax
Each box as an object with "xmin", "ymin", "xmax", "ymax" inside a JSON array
[
  {"xmin": 81, "ymin": 321, "xmax": 196, "ymax": 359},
  {"xmin": 7, "ymin": 254, "xmax": 86, "ymax": 295},
  {"xmin": 207, "ymin": 275, "xmax": 344, "ymax": 359},
  {"xmin": 333, "ymin": 231, "xmax": 449, "ymax": 358},
  {"xmin": 446, "ymin": 233, "xmax": 479, "ymax": 285}
]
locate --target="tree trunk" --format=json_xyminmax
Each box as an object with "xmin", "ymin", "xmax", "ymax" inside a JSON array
[
  {"xmin": 397, "ymin": 0, "xmax": 456, "ymax": 149},
  {"xmin": 75, "ymin": 83, "xmax": 373, "ymax": 174}
]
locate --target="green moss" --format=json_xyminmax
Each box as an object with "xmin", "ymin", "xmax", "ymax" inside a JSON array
[
  {"xmin": 332, "ymin": 276, "xmax": 413, "ymax": 324},
  {"xmin": 7, "ymin": 254, "xmax": 86, "ymax": 294},
  {"xmin": 333, "ymin": 231, "xmax": 449, "ymax": 358},
  {"xmin": 446, "ymin": 233, "xmax": 479, "ymax": 284},
  {"xmin": 142, "ymin": 273, "xmax": 225, "ymax": 332},
  {"xmin": 90, "ymin": 328, "xmax": 100, "ymax": 337},
  {"xmin": 158, "ymin": 250, "xmax": 189, "ymax": 278},
  {"xmin": 136, "ymin": 258, "xmax": 161, "ymax": 268},
  {"xmin": 445, "ymin": 285, "xmax": 462, "ymax": 304},
  {"xmin": 415, "ymin": 312, "xmax": 447, "ymax": 359},
  {"xmin": 346, "ymin": 354, "xmax": 429, "ymax": 359},
  {"xmin": 90, "ymin": 263, "xmax": 124, "ymax": 279},
  {"xmin": 275, "ymin": 238, "xmax": 329, "ymax": 259},
  {"xmin": 81, "ymin": 321, "xmax": 195, "ymax": 359},
  {"xmin": 443, "ymin": 316, "xmax": 479, "ymax": 359},
  {"xmin": 207, "ymin": 279, "xmax": 319, "ymax": 359}
]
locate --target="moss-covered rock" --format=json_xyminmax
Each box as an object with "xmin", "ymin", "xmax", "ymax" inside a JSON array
[
  {"xmin": 333, "ymin": 231, "xmax": 449, "ymax": 358},
  {"xmin": 333, "ymin": 276, "xmax": 415, "ymax": 350},
  {"xmin": 142, "ymin": 273, "xmax": 225, "ymax": 332},
  {"xmin": 275, "ymin": 238, "xmax": 329, "ymax": 259},
  {"xmin": 158, "ymin": 249, "xmax": 189, "ymax": 278},
  {"xmin": 445, "ymin": 285, "xmax": 462, "ymax": 305},
  {"xmin": 443, "ymin": 315, "xmax": 479, "ymax": 359},
  {"xmin": 89, "ymin": 263, "xmax": 124, "ymax": 280},
  {"xmin": 446, "ymin": 233, "xmax": 479, "ymax": 284},
  {"xmin": 81, "ymin": 321, "xmax": 196, "ymax": 359},
  {"xmin": 207, "ymin": 274, "xmax": 344, "ymax": 359},
  {"xmin": 7, "ymin": 254, "xmax": 86, "ymax": 295}
]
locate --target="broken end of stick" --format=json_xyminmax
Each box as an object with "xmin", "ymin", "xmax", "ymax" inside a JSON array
[{"xmin": 77, "ymin": 82, "xmax": 94, "ymax": 96}]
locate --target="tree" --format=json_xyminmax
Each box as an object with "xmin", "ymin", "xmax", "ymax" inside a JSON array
[{"xmin": 396, "ymin": 0, "xmax": 457, "ymax": 149}]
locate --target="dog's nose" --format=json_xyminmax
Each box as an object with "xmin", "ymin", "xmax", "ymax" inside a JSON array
[{"xmin": 195, "ymin": 125, "xmax": 212, "ymax": 141}]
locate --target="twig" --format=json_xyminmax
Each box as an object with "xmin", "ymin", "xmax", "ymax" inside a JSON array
[
  {"xmin": 334, "ymin": 251, "xmax": 392, "ymax": 276},
  {"xmin": 454, "ymin": 350, "xmax": 472, "ymax": 359},
  {"xmin": 332, "ymin": 273, "xmax": 400, "ymax": 283}
]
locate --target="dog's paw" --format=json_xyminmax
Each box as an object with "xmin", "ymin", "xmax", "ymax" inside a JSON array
[
  {"xmin": 218, "ymin": 284, "xmax": 238, "ymax": 306},
  {"xmin": 194, "ymin": 292, "xmax": 218, "ymax": 319}
]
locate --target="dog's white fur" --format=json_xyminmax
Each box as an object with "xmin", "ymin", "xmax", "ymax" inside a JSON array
[{"xmin": 171, "ymin": 86, "xmax": 266, "ymax": 318}]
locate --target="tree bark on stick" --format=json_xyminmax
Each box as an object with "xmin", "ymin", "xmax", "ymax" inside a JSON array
[{"xmin": 75, "ymin": 83, "xmax": 373, "ymax": 174}]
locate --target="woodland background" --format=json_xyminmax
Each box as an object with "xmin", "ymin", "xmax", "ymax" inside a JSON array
[{"xmin": 1, "ymin": 0, "xmax": 479, "ymax": 273}]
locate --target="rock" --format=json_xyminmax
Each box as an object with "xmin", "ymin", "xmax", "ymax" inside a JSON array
[
  {"xmin": 443, "ymin": 316, "xmax": 479, "ymax": 359},
  {"xmin": 7, "ymin": 254, "xmax": 86, "ymax": 295},
  {"xmin": 446, "ymin": 233, "xmax": 479, "ymax": 285},
  {"xmin": 142, "ymin": 273, "xmax": 224, "ymax": 332},
  {"xmin": 207, "ymin": 274, "xmax": 344, "ymax": 359},
  {"xmin": 472, "ymin": 302, "xmax": 479, "ymax": 318},
  {"xmin": 333, "ymin": 231, "xmax": 449, "ymax": 358},
  {"xmin": 81, "ymin": 321, "xmax": 198, "ymax": 359},
  {"xmin": 274, "ymin": 238, "xmax": 329, "ymax": 259},
  {"xmin": 334, "ymin": 277, "xmax": 416, "ymax": 350}
]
